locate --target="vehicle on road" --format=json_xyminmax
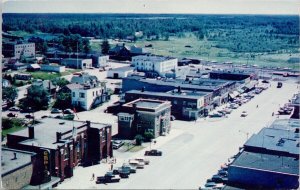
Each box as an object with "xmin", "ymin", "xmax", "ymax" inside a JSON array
[
  {"xmin": 241, "ymin": 111, "xmax": 248, "ymax": 117},
  {"xmin": 229, "ymin": 103, "xmax": 239, "ymax": 109},
  {"xmin": 8, "ymin": 107, "xmax": 20, "ymax": 111},
  {"xmin": 25, "ymin": 114, "xmax": 34, "ymax": 119},
  {"xmin": 145, "ymin": 149, "xmax": 163, "ymax": 156},
  {"xmin": 63, "ymin": 109, "xmax": 74, "ymax": 114},
  {"xmin": 51, "ymin": 108, "xmax": 62, "ymax": 114},
  {"xmin": 211, "ymin": 174, "xmax": 228, "ymax": 183},
  {"xmin": 209, "ymin": 112, "xmax": 223, "ymax": 118},
  {"xmin": 7, "ymin": 112, "xmax": 18, "ymax": 117},
  {"xmin": 129, "ymin": 159, "xmax": 145, "ymax": 169},
  {"xmin": 112, "ymin": 140, "xmax": 124, "ymax": 149},
  {"xmin": 262, "ymin": 80, "xmax": 269, "ymax": 83},
  {"xmin": 135, "ymin": 157, "xmax": 150, "ymax": 165},
  {"xmin": 41, "ymin": 115, "xmax": 48, "ymax": 119},
  {"xmin": 277, "ymin": 82, "xmax": 283, "ymax": 88},
  {"xmin": 96, "ymin": 172, "xmax": 121, "ymax": 184}
]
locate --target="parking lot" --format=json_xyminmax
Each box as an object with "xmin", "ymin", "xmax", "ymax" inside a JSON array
[{"xmin": 55, "ymin": 79, "xmax": 298, "ymax": 189}]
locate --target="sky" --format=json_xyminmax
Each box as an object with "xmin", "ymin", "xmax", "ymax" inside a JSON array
[{"xmin": 2, "ymin": 0, "xmax": 300, "ymax": 15}]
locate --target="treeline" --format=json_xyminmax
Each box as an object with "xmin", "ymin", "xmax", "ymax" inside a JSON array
[{"xmin": 3, "ymin": 14, "xmax": 299, "ymax": 53}]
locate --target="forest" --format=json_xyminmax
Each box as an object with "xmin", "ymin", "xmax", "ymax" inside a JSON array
[{"xmin": 2, "ymin": 13, "xmax": 299, "ymax": 54}]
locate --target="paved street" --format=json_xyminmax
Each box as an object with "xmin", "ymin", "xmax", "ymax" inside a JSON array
[{"xmin": 56, "ymin": 80, "xmax": 298, "ymax": 189}]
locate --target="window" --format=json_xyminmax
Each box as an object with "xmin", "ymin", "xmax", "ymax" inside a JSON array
[
  {"xmin": 72, "ymin": 92, "xmax": 75, "ymax": 97},
  {"xmin": 93, "ymin": 91, "xmax": 95, "ymax": 97},
  {"xmin": 80, "ymin": 93, "xmax": 85, "ymax": 98}
]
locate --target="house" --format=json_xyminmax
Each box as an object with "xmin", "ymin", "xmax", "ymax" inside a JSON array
[
  {"xmin": 40, "ymin": 64, "xmax": 66, "ymax": 73},
  {"xmin": 32, "ymin": 79, "xmax": 57, "ymax": 94},
  {"xmin": 58, "ymin": 83, "xmax": 83, "ymax": 94},
  {"xmin": 71, "ymin": 85, "xmax": 109, "ymax": 111},
  {"xmin": 6, "ymin": 118, "xmax": 112, "ymax": 185},
  {"xmin": 91, "ymin": 54, "xmax": 109, "ymax": 68},
  {"xmin": 70, "ymin": 73, "xmax": 99, "ymax": 87},
  {"xmin": 118, "ymin": 98, "xmax": 171, "ymax": 139},
  {"xmin": 7, "ymin": 62, "xmax": 27, "ymax": 70},
  {"xmin": 107, "ymin": 66, "xmax": 135, "ymax": 79},
  {"xmin": 132, "ymin": 55, "xmax": 178, "ymax": 77},
  {"xmin": 109, "ymin": 44, "xmax": 147, "ymax": 61},
  {"xmin": 61, "ymin": 58, "xmax": 92, "ymax": 69},
  {"xmin": 27, "ymin": 64, "xmax": 41, "ymax": 72},
  {"xmin": 2, "ymin": 42, "xmax": 35, "ymax": 59}
]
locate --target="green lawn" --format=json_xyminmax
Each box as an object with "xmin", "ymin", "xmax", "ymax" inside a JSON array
[
  {"xmin": 22, "ymin": 69, "xmax": 80, "ymax": 80},
  {"xmin": 2, "ymin": 118, "xmax": 27, "ymax": 137}
]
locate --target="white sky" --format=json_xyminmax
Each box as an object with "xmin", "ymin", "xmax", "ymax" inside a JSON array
[{"xmin": 2, "ymin": 0, "xmax": 300, "ymax": 15}]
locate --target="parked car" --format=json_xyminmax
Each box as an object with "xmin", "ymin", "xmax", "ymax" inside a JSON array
[
  {"xmin": 7, "ymin": 112, "xmax": 18, "ymax": 117},
  {"xmin": 135, "ymin": 157, "xmax": 150, "ymax": 165},
  {"xmin": 211, "ymin": 174, "xmax": 228, "ymax": 183},
  {"xmin": 41, "ymin": 115, "xmax": 48, "ymax": 119},
  {"xmin": 51, "ymin": 108, "xmax": 62, "ymax": 114},
  {"xmin": 241, "ymin": 111, "xmax": 248, "ymax": 117},
  {"xmin": 128, "ymin": 159, "xmax": 144, "ymax": 169},
  {"xmin": 112, "ymin": 140, "xmax": 124, "ymax": 149},
  {"xmin": 218, "ymin": 169, "xmax": 228, "ymax": 177},
  {"xmin": 145, "ymin": 149, "xmax": 163, "ymax": 156},
  {"xmin": 63, "ymin": 109, "xmax": 74, "ymax": 114},
  {"xmin": 229, "ymin": 104, "xmax": 239, "ymax": 109},
  {"xmin": 25, "ymin": 114, "xmax": 34, "ymax": 119},
  {"xmin": 262, "ymin": 80, "xmax": 269, "ymax": 83},
  {"xmin": 209, "ymin": 112, "xmax": 223, "ymax": 118},
  {"xmin": 277, "ymin": 82, "xmax": 283, "ymax": 88},
  {"xmin": 96, "ymin": 172, "xmax": 121, "ymax": 184},
  {"xmin": 8, "ymin": 107, "xmax": 20, "ymax": 111}
]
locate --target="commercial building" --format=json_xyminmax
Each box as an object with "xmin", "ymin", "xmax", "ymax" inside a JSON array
[
  {"xmin": 125, "ymin": 88, "xmax": 211, "ymax": 120},
  {"xmin": 40, "ymin": 64, "xmax": 66, "ymax": 73},
  {"xmin": 2, "ymin": 42, "xmax": 35, "ymax": 59},
  {"xmin": 227, "ymin": 119, "xmax": 300, "ymax": 189},
  {"xmin": 1, "ymin": 148, "xmax": 38, "ymax": 189},
  {"xmin": 61, "ymin": 58, "xmax": 92, "ymax": 69},
  {"xmin": 132, "ymin": 55, "xmax": 178, "ymax": 77},
  {"xmin": 6, "ymin": 118, "xmax": 112, "ymax": 185},
  {"xmin": 118, "ymin": 98, "xmax": 171, "ymax": 139},
  {"xmin": 107, "ymin": 66, "xmax": 135, "ymax": 79}
]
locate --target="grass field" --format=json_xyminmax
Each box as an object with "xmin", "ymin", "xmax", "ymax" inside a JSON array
[{"xmin": 91, "ymin": 33, "xmax": 299, "ymax": 69}]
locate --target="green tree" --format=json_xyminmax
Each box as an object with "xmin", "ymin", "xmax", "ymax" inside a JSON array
[
  {"xmin": 143, "ymin": 131, "xmax": 154, "ymax": 142},
  {"xmin": 134, "ymin": 134, "xmax": 144, "ymax": 146},
  {"xmin": 83, "ymin": 38, "xmax": 91, "ymax": 54},
  {"xmin": 101, "ymin": 40, "xmax": 110, "ymax": 54},
  {"xmin": 20, "ymin": 85, "xmax": 50, "ymax": 111},
  {"xmin": 53, "ymin": 92, "xmax": 72, "ymax": 112},
  {"xmin": 51, "ymin": 78, "xmax": 70, "ymax": 88},
  {"xmin": 2, "ymin": 86, "xmax": 18, "ymax": 106}
]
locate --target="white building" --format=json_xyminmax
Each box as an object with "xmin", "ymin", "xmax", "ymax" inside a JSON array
[
  {"xmin": 40, "ymin": 64, "xmax": 66, "ymax": 73},
  {"xmin": 3, "ymin": 42, "xmax": 35, "ymax": 59},
  {"xmin": 132, "ymin": 55, "xmax": 177, "ymax": 77},
  {"xmin": 107, "ymin": 66, "xmax": 134, "ymax": 79},
  {"xmin": 71, "ymin": 85, "xmax": 107, "ymax": 111},
  {"xmin": 93, "ymin": 55, "xmax": 109, "ymax": 68},
  {"xmin": 61, "ymin": 58, "xmax": 92, "ymax": 69}
]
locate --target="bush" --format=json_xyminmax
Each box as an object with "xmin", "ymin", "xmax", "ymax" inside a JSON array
[
  {"xmin": 2, "ymin": 118, "xmax": 25, "ymax": 130},
  {"xmin": 134, "ymin": 135, "xmax": 144, "ymax": 146},
  {"xmin": 143, "ymin": 131, "xmax": 154, "ymax": 142}
]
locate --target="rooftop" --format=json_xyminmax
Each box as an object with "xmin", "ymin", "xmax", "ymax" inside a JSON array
[
  {"xmin": 244, "ymin": 125, "xmax": 300, "ymax": 156},
  {"xmin": 10, "ymin": 118, "xmax": 110, "ymax": 149},
  {"xmin": 123, "ymin": 98, "xmax": 169, "ymax": 110},
  {"xmin": 2, "ymin": 147, "xmax": 35, "ymax": 176},
  {"xmin": 231, "ymin": 151, "xmax": 299, "ymax": 176},
  {"xmin": 108, "ymin": 66, "xmax": 134, "ymax": 72},
  {"xmin": 126, "ymin": 90, "xmax": 208, "ymax": 100},
  {"xmin": 133, "ymin": 55, "xmax": 177, "ymax": 62}
]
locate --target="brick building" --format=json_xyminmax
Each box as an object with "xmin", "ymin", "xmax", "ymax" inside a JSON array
[{"xmin": 6, "ymin": 118, "xmax": 112, "ymax": 185}]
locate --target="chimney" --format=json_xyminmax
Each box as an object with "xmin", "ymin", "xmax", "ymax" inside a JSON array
[
  {"xmin": 178, "ymin": 86, "xmax": 181, "ymax": 93},
  {"xmin": 56, "ymin": 132, "xmax": 61, "ymax": 142},
  {"xmin": 12, "ymin": 152, "xmax": 17, "ymax": 160},
  {"xmin": 28, "ymin": 126, "xmax": 34, "ymax": 139},
  {"xmin": 86, "ymin": 120, "xmax": 91, "ymax": 128}
]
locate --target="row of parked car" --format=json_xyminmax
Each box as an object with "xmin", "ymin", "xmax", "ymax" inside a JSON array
[{"xmin": 199, "ymin": 164, "xmax": 228, "ymax": 190}]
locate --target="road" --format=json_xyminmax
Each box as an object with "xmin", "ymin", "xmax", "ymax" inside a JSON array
[{"xmin": 56, "ymin": 80, "xmax": 298, "ymax": 189}]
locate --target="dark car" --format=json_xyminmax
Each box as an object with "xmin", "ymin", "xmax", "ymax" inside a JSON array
[
  {"xmin": 51, "ymin": 108, "xmax": 62, "ymax": 114},
  {"xmin": 112, "ymin": 140, "xmax": 124, "ymax": 149},
  {"xmin": 7, "ymin": 112, "xmax": 18, "ymax": 117},
  {"xmin": 63, "ymin": 109, "xmax": 74, "ymax": 114},
  {"xmin": 25, "ymin": 114, "xmax": 34, "ymax": 119},
  {"xmin": 96, "ymin": 172, "xmax": 121, "ymax": 184},
  {"xmin": 145, "ymin": 149, "xmax": 162, "ymax": 156},
  {"xmin": 277, "ymin": 82, "xmax": 283, "ymax": 88},
  {"xmin": 262, "ymin": 80, "xmax": 269, "ymax": 83}
]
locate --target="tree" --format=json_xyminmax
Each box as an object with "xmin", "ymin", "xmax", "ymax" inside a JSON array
[
  {"xmin": 53, "ymin": 92, "xmax": 72, "ymax": 112},
  {"xmin": 20, "ymin": 85, "xmax": 50, "ymax": 111},
  {"xmin": 143, "ymin": 131, "xmax": 154, "ymax": 142},
  {"xmin": 51, "ymin": 78, "xmax": 70, "ymax": 88},
  {"xmin": 83, "ymin": 38, "xmax": 91, "ymax": 54},
  {"xmin": 101, "ymin": 40, "xmax": 110, "ymax": 54},
  {"xmin": 134, "ymin": 135, "xmax": 144, "ymax": 146},
  {"xmin": 2, "ymin": 86, "xmax": 18, "ymax": 106}
]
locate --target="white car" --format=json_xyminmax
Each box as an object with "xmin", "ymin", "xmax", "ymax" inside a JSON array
[{"xmin": 241, "ymin": 111, "xmax": 248, "ymax": 117}]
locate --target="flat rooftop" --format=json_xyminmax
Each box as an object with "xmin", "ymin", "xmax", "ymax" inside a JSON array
[
  {"xmin": 231, "ymin": 151, "xmax": 299, "ymax": 176},
  {"xmin": 123, "ymin": 98, "xmax": 170, "ymax": 111},
  {"xmin": 126, "ymin": 90, "xmax": 208, "ymax": 100},
  {"xmin": 109, "ymin": 66, "xmax": 134, "ymax": 72},
  {"xmin": 11, "ymin": 118, "xmax": 110, "ymax": 149},
  {"xmin": 244, "ymin": 127, "xmax": 299, "ymax": 156},
  {"xmin": 2, "ymin": 148, "xmax": 35, "ymax": 176},
  {"xmin": 270, "ymin": 119, "xmax": 300, "ymax": 130},
  {"xmin": 133, "ymin": 55, "xmax": 176, "ymax": 62}
]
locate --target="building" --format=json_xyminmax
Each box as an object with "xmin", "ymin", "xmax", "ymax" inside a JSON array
[
  {"xmin": 227, "ymin": 119, "xmax": 300, "ymax": 189},
  {"xmin": 6, "ymin": 118, "xmax": 112, "ymax": 185},
  {"xmin": 107, "ymin": 66, "xmax": 135, "ymax": 79},
  {"xmin": 228, "ymin": 151, "xmax": 299, "ymax": 189},
  {"xmin": 1, "ymin": 148, "xmax": 38, "ymax": 189},
  {"xmin": 2, "ymin": 79, "xmax": 11, "ymax": 88},
  {"xmin": 14, "ymin": 73, "xmax": 32, "ymax": 81},
  {"xmin": 209, "ymin": 70, "xmax": 257, "ymax": 81},
  {"xmin": 32, "ymin": 79, "xmax": 57, "ymax": 94},
  {"xmin": 109, "ymin": 44, "xmax": 147, "ymax": 61},
  {"xmin": 132, "ymin": 55, "xmax": 178, "ymax": 77},
  {"xmin": 71, "ymin": 85, "xmax": 109, "ymax": 111},
  {"xmin": 58, "ymin": 83, "xmax": 83, "ymax": 94},
  {"xmin": 118, "ymin": 98, "xmax": 171, "ymax": 139},
  {"xmin": 27, "ymin": 63, "xmax": 41, "ymax": 72},
  {"xmin": 125, "ymin": 88, "xmax": 212, "ymax": 120},
  {"xmin": 91, "ymin": 54, "xmax": 109, "ymax": 68},
  {"xmin": 70, "ymin": 73, "xmax": 99, "ymax": 87},
  {"xmin": 40, "ymin": 64, "xmax": 66, "ymax": 73},
  {"xmin": 61, "ymin": 58, "xmax": 92, "ymax": 69},
  {"xmin": 2, "ymin": 42, "xmax": 35, "ymax": 59}
]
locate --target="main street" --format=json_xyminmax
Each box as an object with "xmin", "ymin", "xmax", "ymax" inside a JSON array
[{"xmin": 56, "ymin": 80, "xmax": 298, "ymax": 189}]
